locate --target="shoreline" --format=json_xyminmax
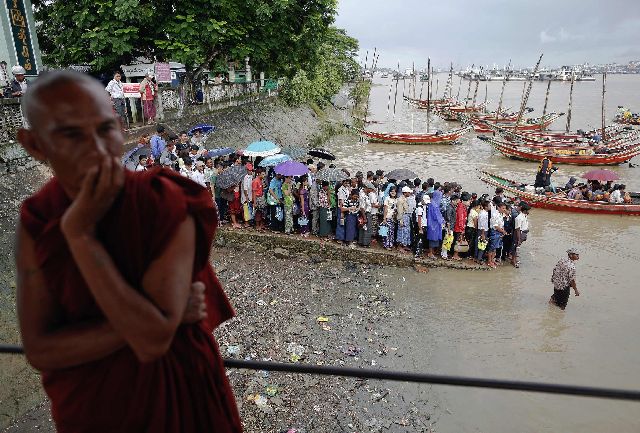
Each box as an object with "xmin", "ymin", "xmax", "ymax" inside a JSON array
[{"xmin": 217, "ymin": 226, "xmax": 490, "ymax": 271}]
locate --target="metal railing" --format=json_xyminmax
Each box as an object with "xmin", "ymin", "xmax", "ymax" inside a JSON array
[{"xmin": 1, "ymin": 344, "xmax": 639, "ymax": 402}]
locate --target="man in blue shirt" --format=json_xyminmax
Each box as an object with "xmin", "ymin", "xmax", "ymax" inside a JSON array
[{"xmin": 150, "ymin": 125, "xmax": 167, "ymax": 161}]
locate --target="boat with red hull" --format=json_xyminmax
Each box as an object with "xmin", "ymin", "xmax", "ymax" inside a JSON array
[
  {"xmin": 354, "ymin": 125, "xmax": 471, "ymax": 145},
  {"xmin": 479, "ymin": 171, "xmax": 640, "ymax": 215},
  {"xmin": 471, "ymin": 113, "xmax": 562, "ymax": 133},
  {"xmin": 483, "ymin": 135, "xmax": 640, "ymax": 165}
]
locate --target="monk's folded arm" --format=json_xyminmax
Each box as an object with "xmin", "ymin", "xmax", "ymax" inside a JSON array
[
  {"xmin": 16, "ymin": 224, "xmax": 125, "ymax": 371},
  {"xmin": 64, "ymin": 216, "xmax": 196, "ymax": 363}
]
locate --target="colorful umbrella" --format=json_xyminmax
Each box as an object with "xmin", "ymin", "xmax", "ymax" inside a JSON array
[
  {"xmin": 308, "ymin": 148, "xmax": 336, "ymax": 161},
  {"xmin": 582, "ymin": 169, "xmax": 620, "ymax": 182},
  {"xmin": 258, "ymin": 153, "xmax": 292, "ymax": 167},
  {"xmin": 316, "ymin": 167, "xmax": 349, "ymax": 182},
  {"xmin": 208, "ymin": 147, "xmax": 235, "ymax": 157},
  {"xmin": 216, "ymin": 165, "xmax": 247, "ymax": 189},
  {"xmin": 274, "ymin": 160, "xmax": 309, "ymax": 177},
  {"xmin": 188, "ymin": 124, "xmax": 215, "ymax": 136},
  {"xmin": 244, "ymin": 140, "xmax": 281, "ymax": 157}
]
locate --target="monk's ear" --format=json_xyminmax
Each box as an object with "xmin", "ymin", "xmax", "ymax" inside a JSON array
[{"xmin": 17, "ymin": 128, "xmax": 47, "ymax": 163}]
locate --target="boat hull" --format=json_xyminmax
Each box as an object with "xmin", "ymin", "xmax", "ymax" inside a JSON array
[
  {"xmin": 356, "ymin": 126, "xmax": 471, "ymax": 145},
  {"xmin": 479, "ymin": 171, "xmax": 640, "ymax": 215}
]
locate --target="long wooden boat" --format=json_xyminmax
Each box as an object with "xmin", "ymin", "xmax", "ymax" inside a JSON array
[
  {"xmin": 483, "ymin": 135, "xmax": 640, "ymax": 165},
  {"xmin": 404, "ymin": 96, "xmax": 453, "ymax": 106},
  {"xmin": 478, "ymin": 171, "xmax": 640, "ymax": 215},
  {"xmin": 472, "ymin": 113, "xmax": 562, "ymax": 133},
  {"xmin": 354, "ymin": 125, "xmax": 471, "ymax": 145},
  {"xmin": 492, "ymin": 124, "xmax": 627, "ymax": 144},
  {"xmin": 488, "ymin": 129, "xmax": 640, "ymax": 150}
]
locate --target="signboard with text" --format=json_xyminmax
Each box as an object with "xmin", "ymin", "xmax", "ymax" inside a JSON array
[
  {"xmin": 5, "ymin": 0, "xmax": 38, "ymax": 75},
  {"xmin": 123, "ymin": 83, "xmax": 141, "ymax": 98},
  {"xmin": 154, "ymin": 62, "xmax": 171, "ymax": 83}
]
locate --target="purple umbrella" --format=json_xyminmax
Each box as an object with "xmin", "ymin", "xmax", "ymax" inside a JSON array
[{"xmin": 274, "ymin": 160, "xmax": 309, "ymax": 176}]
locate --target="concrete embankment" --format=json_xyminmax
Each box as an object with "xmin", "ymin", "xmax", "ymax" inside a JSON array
[{"xmin": 217, "ymin": 228, "xmax": 486, "ymax": 271}]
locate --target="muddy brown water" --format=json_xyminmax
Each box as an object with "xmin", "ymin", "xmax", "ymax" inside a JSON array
[{"xmin": 322, "ymin": 74, "xmax": 640, "ymax": 432}]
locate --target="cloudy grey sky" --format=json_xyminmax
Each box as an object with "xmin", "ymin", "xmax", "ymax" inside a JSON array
[{"xmin": 335, "ymin": 0, "xmax": 640, "ymax": 70}]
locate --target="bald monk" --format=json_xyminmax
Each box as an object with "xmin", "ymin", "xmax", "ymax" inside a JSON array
[{"xmin": 15, "ymin": 70, "xmax": 242, "ymax": 432}]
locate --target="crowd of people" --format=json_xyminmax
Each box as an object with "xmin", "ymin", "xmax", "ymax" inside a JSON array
[{"xmin": 132, "ymin": 125, "xmax": 532, "ymax": 269}]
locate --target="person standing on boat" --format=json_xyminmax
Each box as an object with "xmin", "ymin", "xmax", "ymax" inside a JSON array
[
  {"xmin": 550, "ymin": 249, "xmax": 580, "ymax": 310},
  {"xmin": 534, "ymin": 156, "xmax": 557, "ymax": 189}
]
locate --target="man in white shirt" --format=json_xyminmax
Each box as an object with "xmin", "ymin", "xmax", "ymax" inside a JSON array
[
  {"xmin": 511, "ymin": 202, "xmax": 530, "ymax": 268},
  {"xmin": 413, "ymin": 194, "xmax": 429, "ymax": 257},
  {"xmin": 191, "ymin": 160, "xmax": 207, "ymax": 187},
  {"xmin": 105, "ymin": 72, "xmax": 127, "ymax": 126}
]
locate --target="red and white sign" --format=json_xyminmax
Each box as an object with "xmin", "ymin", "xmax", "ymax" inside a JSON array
[
  {"xmin": 123, "ymin": 83, "xmax": 141, "ymax": 98},
  {"xmin": 155, "ymin": 62, "xmax": 172, "ymax": 83}
]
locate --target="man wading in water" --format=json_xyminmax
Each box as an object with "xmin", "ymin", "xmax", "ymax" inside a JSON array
[{"xmin": 549, "ymin": 248, "xmax": 580, "ymax": 310}]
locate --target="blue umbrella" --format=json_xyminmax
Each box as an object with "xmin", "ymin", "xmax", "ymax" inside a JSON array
[
  {"xmin": 208, "ymin": 147, "xmax": 235, "ymax": 157},
  {"xmin": 244, "ymin": 140, "xmax": 281, "ymax": 157},
  {"xmin": 188, "ymin": 124, "xmax": 215, "ymax": 136},
  {"xmin": 259, "ymin": 153, "xmax": 291, "ymax": 167}
]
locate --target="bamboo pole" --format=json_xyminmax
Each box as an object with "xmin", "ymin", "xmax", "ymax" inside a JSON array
[
  {"xmin": 484, "ymin": 82, "xmax": 488, "ymax": 112},
  {"xmin": 540, "ymin": 80, "xmax": 551, "ymax": 129},
  {"xmin": 426, "ymin": 58, "xmax": 431, "ymax": 132},
  {"xmin": 386, "ymin": 84, "xmax": 392, "ymax": 119},
  {"xmin": 393, "ymin": 61, "xmax": 400, "ymax": 118},
  {"xmin": 456, "ymin": 75, "xmax": 463, "ymax": 102},
  {"xmin": 412, "ymin": 61, "xmax": 416, "ymax": 99},
  {"xmin": 601, "ymin": 70, "xmax": 607, "ymax": 142},
  {"xmin": 464, "ymin": 64, "xmax": 474, "ymax": 108},
  {"xmin": 565, "ymin": 72, "xmax": 575, "ymax": 133},
  {"xmin": 516, "ymin": 53, "xmax": 543, "ymax": 125},
  {"xmin": 445, "ymin": 63, "xmax": 454, "ymax": 99},
  {"xmin": 362, "ymin": 50, "xmax": 369, "ymax": 81},
  {"xmin": 496, "ymin": 61, "xmax": 511, "ymax": 121},
  {"xmin": 471, "ymin": 67, "xmax": 482, "ymax": 108}
]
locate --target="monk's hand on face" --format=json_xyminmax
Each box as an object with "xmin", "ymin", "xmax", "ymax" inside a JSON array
[
  {"xmin": 61, "ymin": 157, "xmax": 125, "ymax": 239},
  {"xmin": 182, "ymin": 282, "xmax": 208, "ymax": 323}
]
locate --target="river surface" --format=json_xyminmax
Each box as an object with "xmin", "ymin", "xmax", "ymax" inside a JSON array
[{"xmin": 326, "ymin": 74, "xmax": 640, "ymax": 432}]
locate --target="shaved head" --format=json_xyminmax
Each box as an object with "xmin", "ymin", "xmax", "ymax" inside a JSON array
[
  {"xmin": 18, "ymin": 70, "xmax": 125, "ymax": 198},
  {"xmin": 22, "ymin": 70, "xmax": 109, "ymax": 127}
]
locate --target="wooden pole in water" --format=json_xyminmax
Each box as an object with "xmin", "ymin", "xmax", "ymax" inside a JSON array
[
  {"xmin": 484, "ymin": 82, "xmax": 488, "ymax": 113},
  {"xmin": 601, "ymin": 70, "xmax": 607, "ymax": 142},
  {"xmin": 393, "ymin": 61, "xmax": 400, "ymax": 118},
  {"xmin": 370, "ymin": 47, "xmax": 377, "ymax": 71},
  {"xmin": 435, "ymin": 77, "xmax": 439, "ymax": 99},
  {"xmin": 456, "ymin": 75, "xmax": 463, "ymax": 102},
  {"xmin": 464, "ymin": 64, "xmax": 474, "ymax": 108},
  {"xmin": 386, "ymin": 84, "xmax": 392, "ymax": 119},
  {"xmin": 496, "ymin": 61, "xmax": 511, "ymax": 121},
  {"xmin": 445, "ymin": 63, "xmax": 454, "ymax": 99},
  {"xmin": 419, "ymin": 71, "xmax": 425, "ymax": 100},
  {"xmin": 472, "ymin": 67, "xmax": 482, "ymax": 108},
  {"xmin": 540, "ymin": 80, "xmax": 551, "ymax": 129},
  {"xmin": 362, "ymin": 50, "xmax": 369, "ymax": 81},
  {"xmin": 426, "ymin": 57, "xmax": 431, "ymax": 132},
  {"xmin": 412, "ymin": 61, "xmax": 416, "ymax": 99},
  {"xmin": 516, "ymin": 53, "xmax": 543, "ymax": 125},
  {"xmin": 565, "ymin": 72, "xmax": 575, "ymax": 133}
]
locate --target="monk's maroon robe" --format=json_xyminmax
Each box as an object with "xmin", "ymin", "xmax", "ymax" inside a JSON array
[{"xmin": 20, "ymin": 168, "xmax": 242, "ymax": 432}]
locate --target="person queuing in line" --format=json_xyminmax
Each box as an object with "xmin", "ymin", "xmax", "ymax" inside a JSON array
[
  {"xmin": 486, "ymin": 199, "xmax": 507, "ymax": 269},
  {"xmin": 150, "ymin": 125, "xmax": 167, "ymax": 161},
  {"xmin": 511, "ymin": 201, "xmax": 530, "ymax": 268},
  {"xmin": 550, "ymin": 248, "xmax": 580, "ymax": 310}
]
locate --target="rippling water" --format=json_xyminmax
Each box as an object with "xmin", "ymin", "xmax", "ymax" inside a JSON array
[{"xmin": 326, "ymin": 74, "xmax": 640, "ymax": 432}]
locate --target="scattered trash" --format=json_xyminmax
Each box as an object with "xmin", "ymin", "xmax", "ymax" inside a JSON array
[
  {"xmin": 316, "ymin": 316, "xmax": 329, "ymax": 322},
  {"xmin": 226, "ymin": 345, "xmax": 241, "ymax": 356},
  {"xmin": 265, "ymin": 385, "xmax": 278, "ymax": 397},
  {"xmin": 256, "ymin": 299, "xmax": 267, "ymax": 306}
]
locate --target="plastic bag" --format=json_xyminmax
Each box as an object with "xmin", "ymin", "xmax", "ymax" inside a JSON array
[{"xmin": 442, "ymin": 230, "xmax": 454, "ymax": 250}]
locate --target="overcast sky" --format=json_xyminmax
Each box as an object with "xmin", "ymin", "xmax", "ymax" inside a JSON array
[{"xmin": 335, "ymin": 0, "xmax": 640, "ymax": 70}]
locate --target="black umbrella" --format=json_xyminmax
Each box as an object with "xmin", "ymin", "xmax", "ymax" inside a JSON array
[
  {"xmin": 121, "ymin": 145, "xmax": 151, "ymax": 170},
  {"xmin": 308, "ymin": 148, "xmax": 336, "ymax": 160},
  {"xmin": 386, "ymin": 168, "xmax": 417, "ymax": 180},
  {"xmin": 316, "ymin": 167, "xmax": 349, "ymax": 182},
  {"xmin": 216, "ymin": 165, "xmax": 247, "ymax": 189}
]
